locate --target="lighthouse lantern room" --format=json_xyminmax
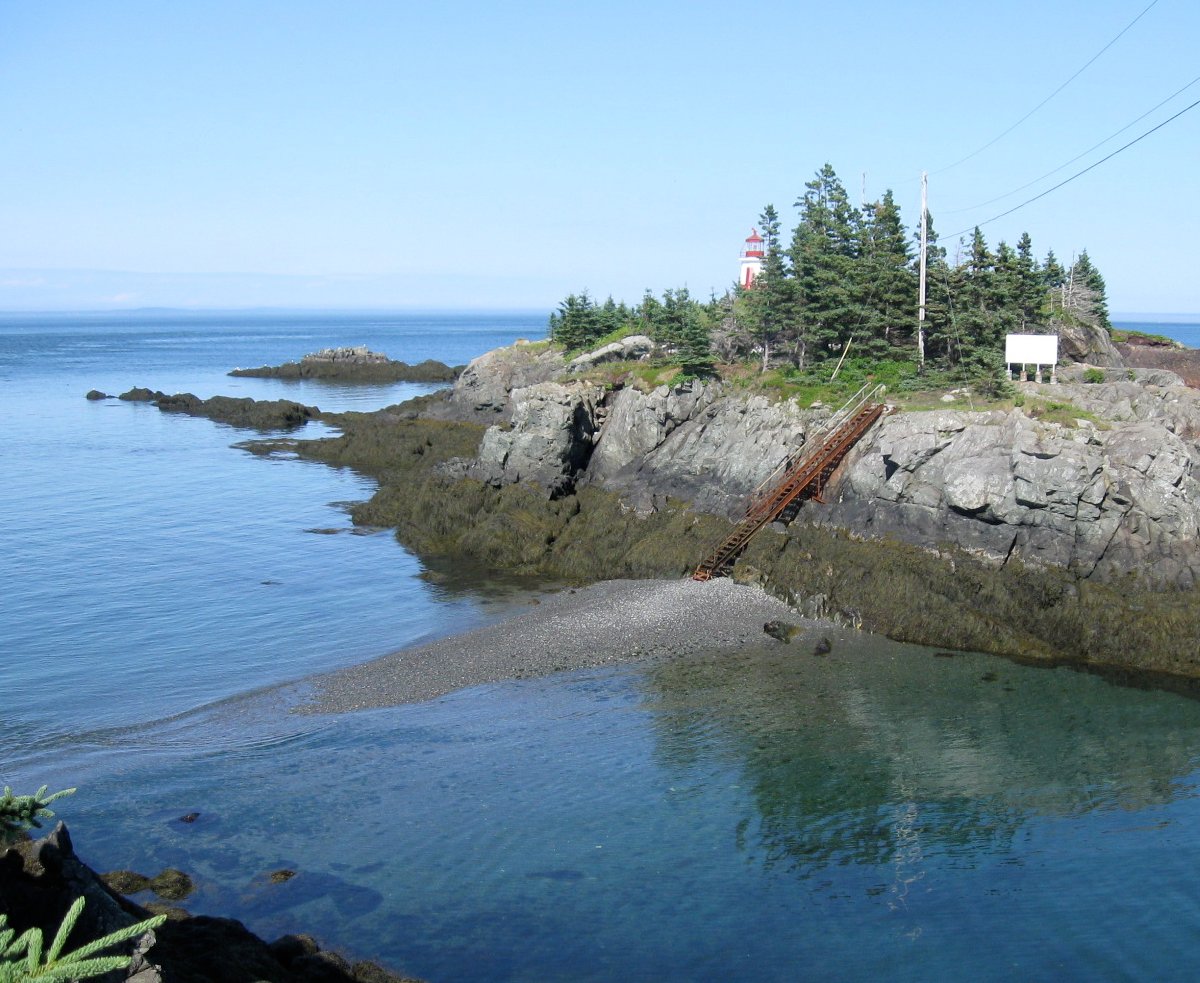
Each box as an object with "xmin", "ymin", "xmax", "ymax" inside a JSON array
[{"xmin": 739, "ymin": 229, "xmax": 765, "ymax": 289}]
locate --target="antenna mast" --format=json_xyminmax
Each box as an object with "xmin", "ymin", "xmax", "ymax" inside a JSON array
[{"xmin": 918, "ymin": 171, "xmax": 928, "ymax": 370}]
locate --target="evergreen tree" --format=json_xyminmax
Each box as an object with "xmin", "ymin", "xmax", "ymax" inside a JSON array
[
  {"xmin": 743, "ymin": 204, "xmax": 798, "ymax": 370},
  {"xmin": 1042, "ymin": 249, "xmax": 1066, "ymax": 314},
  {"xmin": 790, "ymin": 163, "xmax": 861, "ymax": 362},
  {"xmin": 1066, "ymin": 250, "xmax": 1111, "ymax": 329},
  {"xmin": 857, "ymin": 189, "xmax": 915, "ymax": 355},
  {"xmin": 637, "ymin": 289, "xmax": 664, "ymax": 338},
  {"xmin": 549, "ymin": 291, "xmax": 603, "ymax": 350},
  {"xmin": 1015, "ymin": 232, "xmax": 1043, "ymax": 328},
  {"xmin": 992, "ymin": 240, "xmax": 1022, "ymax": 336},
  {"xmin": 955, "ymin": 227, "xmax": 1003, "ymax": 371},
  {"xmin": 675, "ymin": 299, "xmax": 715, "ymax": 375}
]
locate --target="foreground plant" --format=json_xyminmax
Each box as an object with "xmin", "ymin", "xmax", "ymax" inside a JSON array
[
  {"xmin": 0, "ymin": 787, "xmax": 75, "ymax": 843},
  {"xmin": 0, "ymin": 897, "xmax": 165, "ymax": 982}
]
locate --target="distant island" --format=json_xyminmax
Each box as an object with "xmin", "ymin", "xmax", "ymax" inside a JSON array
[{"xmin": 230, "ymin": 346, "xmax": 460, "ymax": 383}]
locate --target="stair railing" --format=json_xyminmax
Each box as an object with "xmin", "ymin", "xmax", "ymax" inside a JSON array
[{"xmin": 746, "ymin": 382, "xmax": 886, "ymax": 513}]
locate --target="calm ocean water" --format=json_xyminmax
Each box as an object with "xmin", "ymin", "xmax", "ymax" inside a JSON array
[{"xmin": 5, "ymin": 310, "xmax": 1200, "ymax": 981}]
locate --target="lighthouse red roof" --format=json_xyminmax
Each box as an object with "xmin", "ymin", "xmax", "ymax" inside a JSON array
[{"xmin": 745, "ymin": 228, "xmax": 764, "ymax": 243}]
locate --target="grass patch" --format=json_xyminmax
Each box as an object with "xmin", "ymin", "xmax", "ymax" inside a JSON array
[
  {"xmin": 1110, "ymin": 328, "xmax": 1179, "ymax": 346},
  {"xmin": 1024, "ymin": 398, "xmax": 1107, "ymax": 429}
]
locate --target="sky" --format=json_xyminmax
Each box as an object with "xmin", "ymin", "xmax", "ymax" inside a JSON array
[{"xmin": 1, "ymin": 0, "xmax": 1197, "ymax": 314}]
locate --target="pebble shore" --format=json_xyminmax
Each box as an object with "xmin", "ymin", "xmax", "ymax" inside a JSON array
[{"xmin": 305, "ymin": 578, "xmax": 805, "ymax": 713}]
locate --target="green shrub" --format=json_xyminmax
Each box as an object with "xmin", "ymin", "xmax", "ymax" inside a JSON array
[
  {"xmin": 0, "ymin": 898, "xmax": 165, "ymax": 983},
  {"xmin": 1082, "ymin": 367, "xmax": 1106, "ymax": 384},
  {"xmin": 0, "ymin": 787, "xmax": 74, "ymax": 844}
]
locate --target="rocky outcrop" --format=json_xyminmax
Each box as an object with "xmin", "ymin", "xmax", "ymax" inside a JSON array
[
  {"xmin": 1052, "ymin": 316, "xmax": 1124, "ymax": 367},
  {"xmin": 588, "ymin": 387, "xmax": 822, "ymax": 518},
  {"xmin": 231, "ymin": 347, "xmax": 459, "ymax": 383},
  {"xmin": 113, "ymin": 388, "xmax": 319, "ymax": 430},
  {"xmin": 422, "ymin": 342, "xmax": 566, "ymax": 423},
  {"xmin": 584, "ymin": 380, "xmax": 720, "ymax": 486},
  {"xmin": 438, "ymin": 343, "xmax": 1200, "ymax": 589},
  {"xmin": 156, "ymin": 393, "xmax": 320, "ymax": 430},
  {"xmin": 0, "ymin": 823, "xmax": 419, "ymax": 983},
  {"xmin": 462, "ymin": 374, "xmax": 834, "ymax": 517},
  {"xmin": 1117, "ymin": 335, "xmax": 1200, "ymax": 388},
  {"xmin": 567, "ymin": 334, "xmax": 653, "ymax": 371},
  {"xmin": 470, "ymin": 381, "xmax": 604, "ymax": 495},
  {"xmin": 1041, "ymin": 371, "xmax": 1200, "ymax": 439},
  {"xmin": 0, "ymin": 823, "xmax": 159, "ymax": 982},
  {"xmin": 816, "ymin": 392, "xmax": 1200, "ymax": 588}
]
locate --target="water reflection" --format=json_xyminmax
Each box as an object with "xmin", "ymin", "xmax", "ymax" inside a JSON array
[{"xmin": 644, "ymin": 631, "xmax": 1200, "ymax": 875}]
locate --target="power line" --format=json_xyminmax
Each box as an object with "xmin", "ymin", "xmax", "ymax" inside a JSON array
[
  {"xmin": 931, "ymin": 0, "xmax": 1161, "ymax": 176},
  {"xmin": 944, "ymin": 95, "xmax": 1200, "ymax": 240},
  {"xmin": 943, "ymin": 71, "xmax": 1200, "ymax": 215}
]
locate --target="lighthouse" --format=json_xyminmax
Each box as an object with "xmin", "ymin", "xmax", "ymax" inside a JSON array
[{"xmin": 739, "ymin": 229, "xmax": 765, "ymax": 289}]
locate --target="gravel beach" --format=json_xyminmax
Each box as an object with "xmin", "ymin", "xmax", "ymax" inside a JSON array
[{"xmin": 304, "ymin": 578, "xmax": 807, "ymax": 712}]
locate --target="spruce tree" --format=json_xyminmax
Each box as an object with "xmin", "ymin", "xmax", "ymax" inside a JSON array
[
  {"xmin": 956, "ymin": 227, "xmax": 1002, "ymax": 372},
  {"xmin": 1015, "ymin": 232, "xmax": 1043, "ymax": 328},
  {"xmin": 1068, "ymin": 250, "xmax": 1111, "ymax": 329},
  {"xmin": 675, "ymin": 300, "xmax": 715, "ymax": 376},
  {"xmin": 857, "ymin": 189, "xmax": 915, "ymax": 356},
  {"xmin": 1042, "ymin": 249, "xmax": 1066, "ymax": 314},
  {"xmin": 744, "ymin": 204, "xmax": 798, "ymax": 371},
  {"xmin": 790, "ymin": 164, "xmax": 861, "ymax": 363}
]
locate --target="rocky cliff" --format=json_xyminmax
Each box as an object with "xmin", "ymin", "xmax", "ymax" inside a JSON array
[{"xmin": 427, "ymin": 343, "xmax": 1200, "ymax": 592}]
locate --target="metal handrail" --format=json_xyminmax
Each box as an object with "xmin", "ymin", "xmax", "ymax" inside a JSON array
[{"xmin": 747, "ymin": 383, "xmax": 886, "ymax": 512}]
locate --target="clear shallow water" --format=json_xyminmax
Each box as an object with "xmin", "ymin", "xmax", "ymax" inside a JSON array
[
  {"xmin": 1, "ymin": 310, "xmax": 546, "ymax": 750},
  {"xmin": 6, "ymin": 311, "xmax": 1200, "ymax": 981}
]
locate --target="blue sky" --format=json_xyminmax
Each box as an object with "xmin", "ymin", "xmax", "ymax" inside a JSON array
[{"xmin": 1, "ymin": 0, "xmax": 1197, "ymax": 313}]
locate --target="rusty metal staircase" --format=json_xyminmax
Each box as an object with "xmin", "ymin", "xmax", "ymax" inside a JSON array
[{"xmin": 692, "ymin": 383, "xmax": 887, "ymax": 581}]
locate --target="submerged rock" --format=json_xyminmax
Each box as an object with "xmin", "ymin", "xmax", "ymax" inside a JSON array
[
  {"xmin": 1, "ymin": 823, "xmax": 422, "ymax": 983},
  {"xmin": 126, "ymin": 391, "xmax": 322, "ymax": 430},
  {"xmin": 764, "ymin": 620, "xmax": 803, "ymax": 643}
]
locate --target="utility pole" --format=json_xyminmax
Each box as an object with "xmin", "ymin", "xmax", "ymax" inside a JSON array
[{"xmin": 917, "ymin": 171, "xmax": 928, "ymax": 371}]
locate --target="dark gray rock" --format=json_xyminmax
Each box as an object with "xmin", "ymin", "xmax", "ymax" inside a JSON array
[
  {"xmin": 156, "ymin": 393, "xmax": 320, "ymax": 430},
  {"xmin": 119, "ymin": 387, "xmax": 166, "ymax": 402},
  {"xmin": 0, "ymin": 823, "xmax": 419, "ymax": 983},
  {"xmin": 231, "ymin": 347, "xmax": 459, "ymax": 383},
  {"xmin": 763, "ymin": 619, "xmax": 803, "ymax": 642}
]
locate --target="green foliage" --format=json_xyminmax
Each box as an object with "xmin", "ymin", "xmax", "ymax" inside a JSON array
[
  {"xmin": 1082, "ymin": 367, "xmax": 1106, "ymax": 384},
  {"xmin": 554, "ymin": 160, "xmax": 1113, "ymax": 388},
  {"xmin": 0, "ymin": 787, "xmax": 74, "ymax": 843},
  {"xmin": 0, "ymin": 898, "xmax": 165, "ymax": 983},
  {"xmin": 1024, "ymin": 398, "xmax": 1106, "ymax": 429}
]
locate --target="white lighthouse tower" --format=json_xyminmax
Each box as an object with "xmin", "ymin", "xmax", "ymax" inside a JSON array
[{"xmin": 739, "ymin": 229, "xmax": 765, "ymax": 289}]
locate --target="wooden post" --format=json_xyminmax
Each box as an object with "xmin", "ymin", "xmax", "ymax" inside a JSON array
[{"xmin": 830, "ymin": 336, "xmax": 853, "ymax": 381}]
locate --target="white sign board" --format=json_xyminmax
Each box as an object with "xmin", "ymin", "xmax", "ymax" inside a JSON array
[{"xmin": 1005, "ymin": 334, "xmax": 1059, "ymax": 365}]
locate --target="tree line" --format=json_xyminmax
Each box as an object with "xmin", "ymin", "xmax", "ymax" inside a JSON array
[{"xmin": 549, "ymin": 162, "xmax": 1111, "ymax": 377}]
